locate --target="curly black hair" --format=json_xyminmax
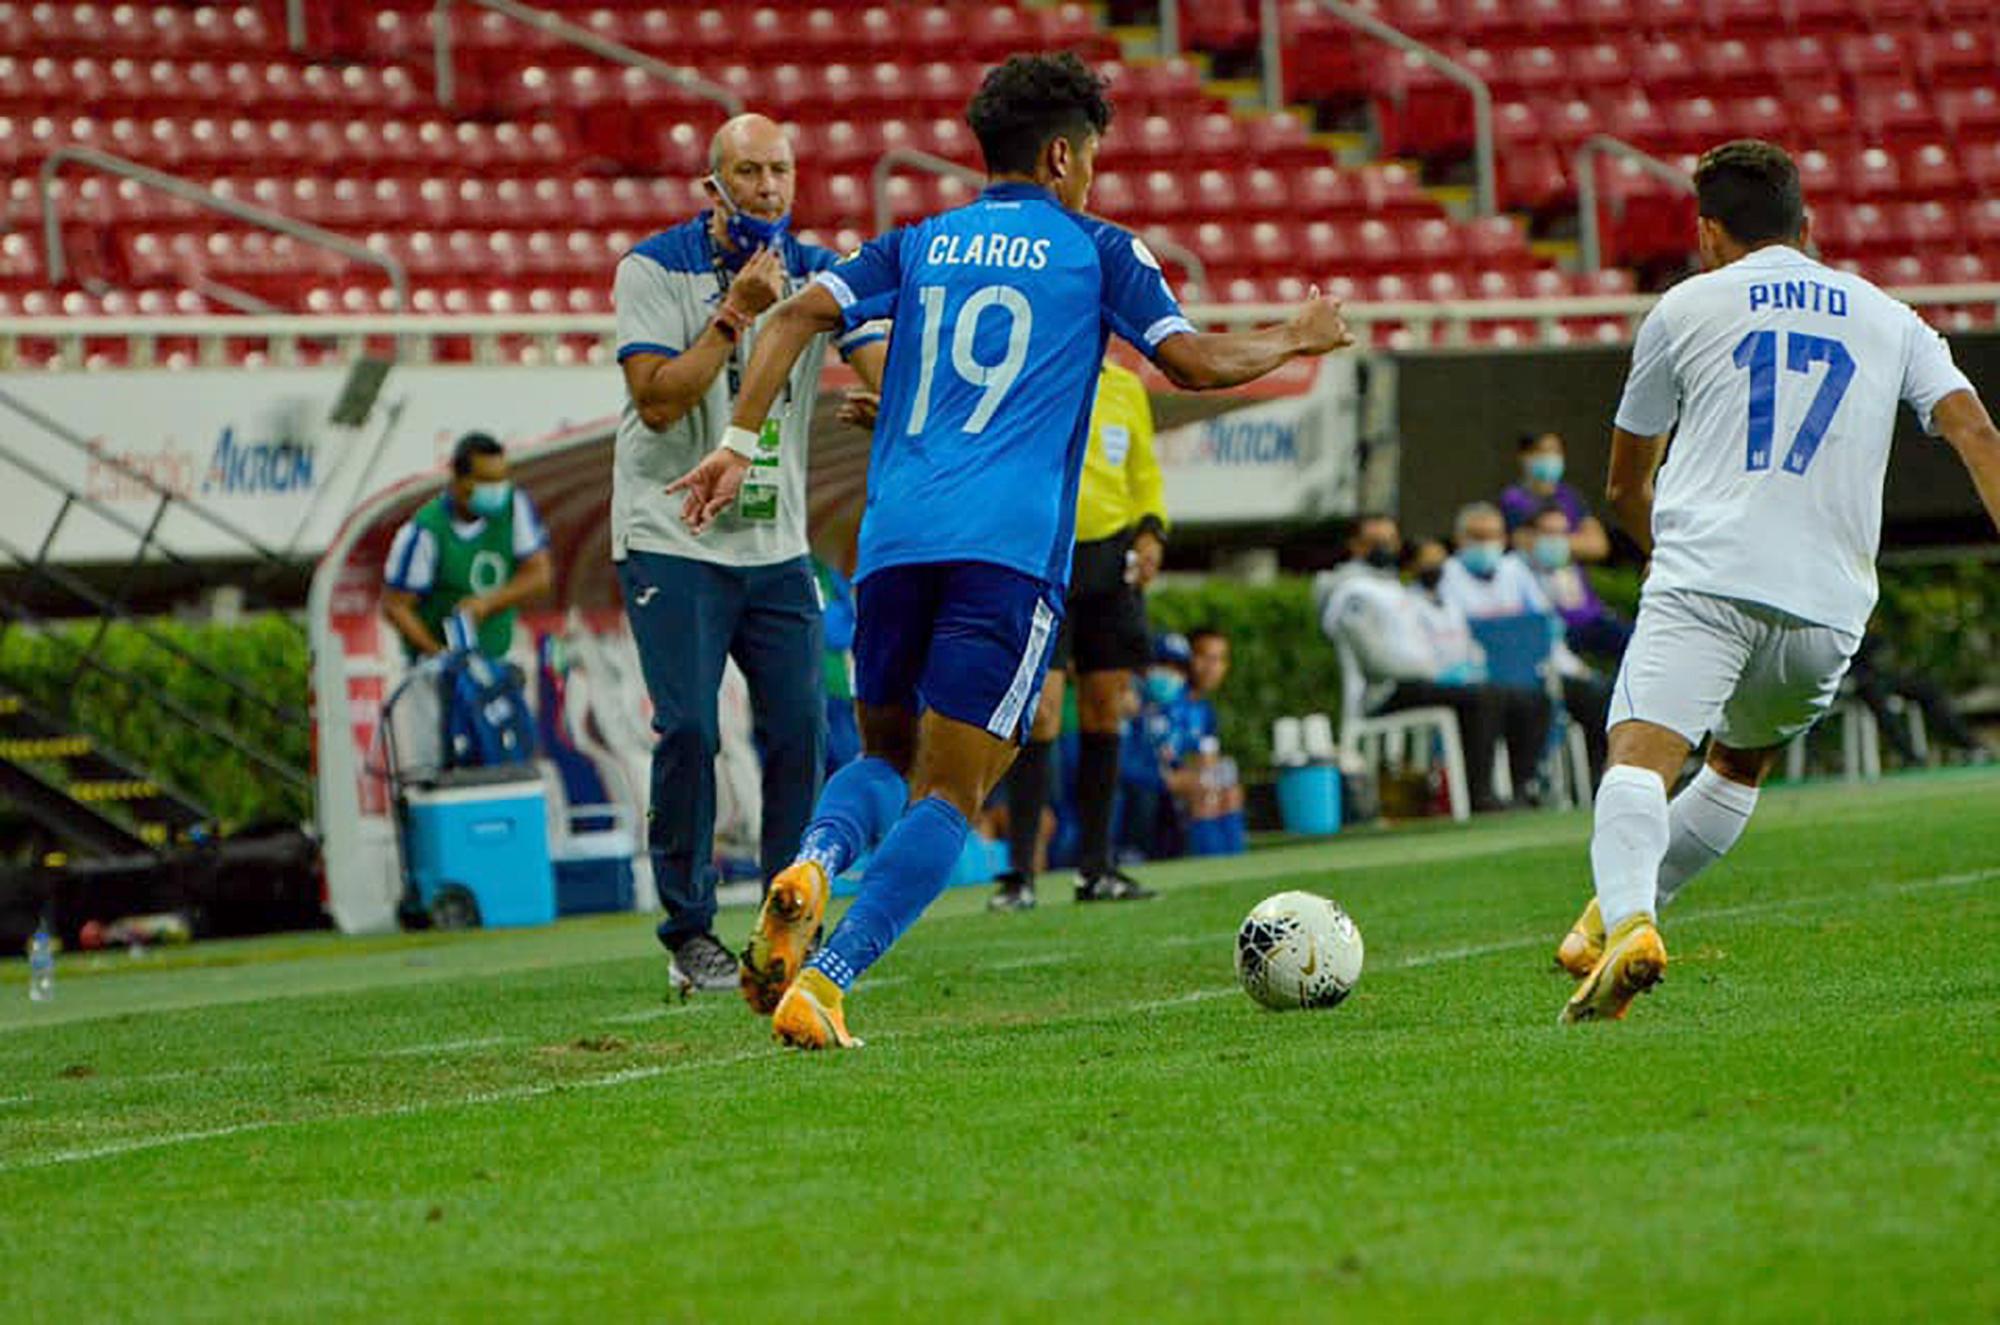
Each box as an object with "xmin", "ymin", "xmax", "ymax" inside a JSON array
[{"xmin": 965, "ymin": 52, "xmax": 1113, "ymax": 178}]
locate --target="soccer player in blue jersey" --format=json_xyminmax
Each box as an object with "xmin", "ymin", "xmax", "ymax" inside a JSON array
[{"xmin": 668, "ymin": 52, "xmax": 1355, "ymax": 1048}]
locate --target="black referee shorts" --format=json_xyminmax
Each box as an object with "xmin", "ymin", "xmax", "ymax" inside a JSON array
[{"xmin": 1050, "ymin": 528, "xmax": 1151, "ymax": 674}]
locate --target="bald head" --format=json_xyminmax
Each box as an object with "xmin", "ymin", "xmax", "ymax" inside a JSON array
[{"xmin": 704, "ymin": 114, "xmax": 796, "ymax": 230}]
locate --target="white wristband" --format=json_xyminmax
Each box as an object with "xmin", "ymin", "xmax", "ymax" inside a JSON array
[{"xmin": 720, "ymin": 424, "xmax": 761, "ymax": 459}]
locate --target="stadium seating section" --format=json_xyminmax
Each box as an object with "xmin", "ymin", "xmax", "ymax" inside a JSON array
[
  {"xmin": 1180, "ymin": 0, "xmax": 1999, "ymax": 275},
  {"xmin": 1, "ymin": 0, "xmax": 1994, "ymax": 364}
]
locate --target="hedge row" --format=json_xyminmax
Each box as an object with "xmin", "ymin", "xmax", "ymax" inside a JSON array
[
  {"xmin": 1, "ymin": 561, "xmax": 1990, "ymax": 826},
  {"xmin": 0, "ymin": 616, "xmax": 311, "ymax": 830}
]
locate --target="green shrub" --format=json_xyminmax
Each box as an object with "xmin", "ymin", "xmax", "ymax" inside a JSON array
[
  {"xmin": 0, "ymin": 616, "xmax": 311, "ymax": 830},
  {"xmin": 1147, "ymin": 579, "xmax": 1344, "ymax": 771}
]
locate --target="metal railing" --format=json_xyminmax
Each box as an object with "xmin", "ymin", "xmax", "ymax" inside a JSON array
[
  {"xmin": 432, "ymin": 0, "xmax": 742, "ymax": 116},
  {"xmin": 869, "ymin": 149, "xmax": 1214, "ymax": 300},
  {"xmin": 39, "ymin": 146, "xmax": 410, "ymax": 312},
  {"xmin": 1576, "ymin": 136, "xmax": 1697, "ymax": 272},
  {"xmin": 1262, "ymin": 0, "xmax": 1496, "ymax": 216},
  {"xmin": 4, "ymin": 288, "xmax": 1996, "ymax": 367},
  {"xmin": 0, "ymin": 402, "xmax": 314, "ymax": 804}
]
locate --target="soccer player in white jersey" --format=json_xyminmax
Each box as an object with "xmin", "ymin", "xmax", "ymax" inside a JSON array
[{"xmin": 1559, "ymin": 140, "xmax": 2000, "ymax": 1023}]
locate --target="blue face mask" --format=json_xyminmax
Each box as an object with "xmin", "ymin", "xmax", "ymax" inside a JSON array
[
  {"xmin": 468, "ymin": 480, "xmax": 512, "ymax": 517},
  {"xmin": 1143, "ymin": 670, "xmax": 1186, "ymax": 705},
  {"xmin": 1527, "ymin": 454, "xmax": 1565, "ymax": 486},
  {"xmin": 1532, "ymin": 533, "xmax": 1572, "ymax": 570},
  {"xmin": 711, "ymin": 176, "xmax": 790, "ymax": 259},
  {"xmin": 1458, "ymin": 541, "xmax": 1504, "ymax": 578}
]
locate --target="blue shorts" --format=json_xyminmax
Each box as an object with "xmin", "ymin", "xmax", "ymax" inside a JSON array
[{"xmin": 853, "ymin": 561, "xmax": 1063, "ymax": 744}]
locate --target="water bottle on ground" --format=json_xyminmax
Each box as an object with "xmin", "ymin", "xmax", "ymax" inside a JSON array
[{"xmin": 27, "ymin": 922, "xmax": 54, "ymax": 1003}]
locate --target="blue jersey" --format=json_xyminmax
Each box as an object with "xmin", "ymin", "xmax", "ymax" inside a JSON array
[{"xmin": 813, "ymin": 181, "xmax": 1194, "ymax": 588}]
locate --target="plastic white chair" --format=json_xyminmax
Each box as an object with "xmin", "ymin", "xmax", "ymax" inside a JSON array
[{"xmin": 1334, "ymin": 634, "xmax": 1471, "ymax": 821}]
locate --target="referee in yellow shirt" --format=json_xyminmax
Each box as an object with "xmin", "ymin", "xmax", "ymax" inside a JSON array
[{"xmin": 991, "ymin": 358, "xmax": 1168, "ymax": 911}]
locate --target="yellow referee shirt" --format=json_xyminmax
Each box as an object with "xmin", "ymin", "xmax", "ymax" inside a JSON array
[{"xmin": 1075, "ymin": 361, "xmax": 1168, "ymax": 544}]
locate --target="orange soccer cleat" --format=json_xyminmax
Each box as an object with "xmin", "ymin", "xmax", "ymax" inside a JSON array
[
  {"xmin": 1556, "ymin": 895, "xmax": 1607, "ymax": 980},
  {"xmin": 770, "ymin": 967, "xmax": 862, "ymax": 1050},
  {"xmin": 1561, "ymin": 914, "xmax": 1668, "ymax": 1025},
  {"xmin": 739, "ymin": 859, "xmax": 828, "ymax": 1016}
]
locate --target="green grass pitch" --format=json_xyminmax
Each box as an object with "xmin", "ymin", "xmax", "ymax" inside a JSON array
[{"xmin": 3, "ymin": 770, "xmax": 1996, "ymax": 1322}]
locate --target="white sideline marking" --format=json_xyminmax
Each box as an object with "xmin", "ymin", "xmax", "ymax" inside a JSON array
[
  {"xmin": 6, "ymin": 866, "xmax": 1993, "ymax": 1174},
  {"xmin": 599, "ymin": 1004, "xmax": 720, "ymax": 1025},
  {"xmin": 370, "ymin": 1036, "xmax": 509, "ymax": 1059},
  {"xmin": 1, "ymin": 1049, "xmax": 773, "ymax": 1174},
  {"xmin": 0, "ymin": 1095, "xmax": 30, "ymax": 1107},
  {"xmin": 985, "ymin": 952, "xmax": 1074, "ymax": 972}
]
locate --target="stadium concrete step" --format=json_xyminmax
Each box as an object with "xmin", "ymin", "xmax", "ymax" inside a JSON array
[{"xmin": 0, "ymin": 683, "xmax": 210, "ymax": 859}]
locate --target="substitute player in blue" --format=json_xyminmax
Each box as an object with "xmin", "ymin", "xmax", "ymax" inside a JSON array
[{"xmin": 668, "ymin": 52, "xmax": 1355, "ymax": 1048}]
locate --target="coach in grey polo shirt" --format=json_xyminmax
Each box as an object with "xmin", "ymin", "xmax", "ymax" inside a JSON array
[{"xmin": 614, "ymin": 112, "xmax": 887, "ymax": 994}]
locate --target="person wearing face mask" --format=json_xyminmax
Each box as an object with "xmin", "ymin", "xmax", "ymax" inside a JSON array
[
  {"xmin": 1501, "ymin": 431, "xmax": 1612, "ymax": 567},
  {"xmin": 1442, "ymin": 501, "xmax": 1611, "ymax": 785},
  {"xmin": 381, "ymin": 431, "xmax": 551, "ymax": 662},
  {"xmin": 1525, "ymin": 503, "xmax": 1632, "ymax": 661},
  {"xmin": 379, "ymin": 432, "xmax": 552, "ymax": 784},
  {"xmin": 1315, "ymin": 515, "xmax": 1547, "ymax": 813},
  {"xmin": 611, "ymin": 113, "xmax": 892, "ymax": 996}
]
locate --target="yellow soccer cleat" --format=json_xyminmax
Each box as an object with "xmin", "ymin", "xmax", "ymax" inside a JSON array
[
  {"xmin": 1561, "ymin": 914, "xmax": 1667, "ymax": 1024},
  {"xmin": 770, "ymin": 967, "xmax": 862, "ymax": 1050},
  {"xmin": 1555, "ymin": 895, "xmax": 1606, "ymax": 980},
  {"xmin": 740, "ymin": 860, "xmax": 828, "ymax": 1016}
]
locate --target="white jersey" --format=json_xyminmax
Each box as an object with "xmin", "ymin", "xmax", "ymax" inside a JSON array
[{"xmin": 1615, "ymin": 245, "xmax": 1972, "ymax": 637}]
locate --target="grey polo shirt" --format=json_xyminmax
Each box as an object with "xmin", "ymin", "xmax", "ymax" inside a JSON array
[{"xmin": 612, "ymin": 213, "xmax": 886, "ymax": 566}]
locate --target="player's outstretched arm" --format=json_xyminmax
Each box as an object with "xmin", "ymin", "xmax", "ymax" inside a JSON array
[
  {"xmin": 1933, "ymin": 390, "xmax": 2000, "ymax": 536},
  {"xmin": 1152, "ymin": 293, "xmax": 1353, "ymax": 392},
  {"xmin": 665, "ymin": 283, "xmax": 846, "ymax": 533},
  {"xmin": 1605, "ymin": 427, "xmax": 1669, "ymax": 557}
]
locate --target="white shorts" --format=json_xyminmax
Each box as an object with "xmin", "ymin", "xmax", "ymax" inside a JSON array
[{"xmin": 1608, "ymin": 589, "xmax": 1861, "ymax": 750}]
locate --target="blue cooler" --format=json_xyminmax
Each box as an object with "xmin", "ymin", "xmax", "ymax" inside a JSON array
[
  {"xmin": 1277, "ymin": 763, "xmax": 1343, "ymax": 836},
  {"xmin": 403, "ymin": 768, "xmax": 556, "ymax": 927},
  {"xmin": 554, "ymin": 823, "xmax": 637, "ymax": 916}
]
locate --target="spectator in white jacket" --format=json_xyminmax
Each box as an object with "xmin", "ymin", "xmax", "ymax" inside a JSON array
[{"xmin": 1315, "ymin": 515, "xmax": 1550, "ymax": 812}]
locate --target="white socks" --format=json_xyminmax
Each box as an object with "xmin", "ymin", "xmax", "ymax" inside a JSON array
[
  {"xmin": 1591, "ymin": 765, "xmax": 1670, "ymax": 933},
  {"xmin": 1656, "ymin": 764, "xmax": 1759, "ymax": 910}
]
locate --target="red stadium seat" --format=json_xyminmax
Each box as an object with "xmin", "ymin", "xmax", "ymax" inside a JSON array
[
  {"xmin": 1402, "ymin": 216, "xmax": 1463, "ymax": 269},
  {"xmin": 1794, "ymin": 92, "xmax": 1858, "ymax": 154},
  {"xmin": 1236, "ymin": 166, "xmax": 1292, "ymax": 216},
  {"xmin": 1570, "ymin": 41, "xmax": 1632, "ymax": 91},
  {"xmin": 1902, "ymin": 144, "xmax": 1962, "ymax": 196},
  {"xmin": 1500, "ymin": 144, "xmax": 1569, "ymax": 211},
  {"xmin": 1898, "ymin": 199, "xmax": 1962, "ymax": 250},
  {"xmin": 1603, "ymin": 89, "xmax": 1668, "ymax": 144},
  {"xmin": 1926, "ymin": 253, "xmax": 1990, "ymax": 286},
  {"xmin": 1464, "ymin": 215, "xmax": 1536, "ymax": 270},
  {"xmin": 1765, "ymin": 37, "xmax": 1835, "ymax": 90},
  {"xmin": 1919, "ymin": 28, "xmax": 1997, "ymax": 89},
  {"xmin": 1494, "ymin": 102, "xmax": 1548, "ymax": 150},
  {"xmin": 1720, "ymin": 96, "xmax": 1785, "ymax": 145},
  {"xmin": 1700, "ymin": 39, "xmax": 1768, "ymax": 97},
  {"xmin": 1636, "ymin": 39, "xmax": 1703, "ymax": 97},
  {"xmin": 1856, "ymin": 86, "xmax": 1942, "ymax": 147},
  {"xmin": 1967, "ymin": 199, "xmax": 2000, "ymax": 257},
  {"xmin": 1848, "ymin": 147, "xmax": 1903, "ymax": 198},
  {"xmin": 1503, "ymin": 45, "xmax": 1568, "ymax": 96},
  {"xmin": 1875, "ymin": 254, "xmax": 1928, "ymax": 289},
  {"xmin": 1574, "ymin": 0, "xmax": 1637, "ymax": 29},
  {"xmin": 1840, "ymin": 32, "xmax": 1913, "ymax": 81},
  {"xmin": 1963, "ymin": 141, "xmax": 2000, "ymax": 192},
  {"xmin": 1938, "ymin": 87, "xmax": 2000, "ymax": 142}
]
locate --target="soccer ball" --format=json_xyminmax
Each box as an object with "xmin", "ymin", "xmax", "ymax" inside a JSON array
[{"xmin": 1234, "ymin": 891, "xmax": 1364, "ymax": 1010}]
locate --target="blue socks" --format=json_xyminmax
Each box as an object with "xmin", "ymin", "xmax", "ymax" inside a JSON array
[
  {"xmin": 808, "ymin": 796, "xmax": 969, "ymax": 990},
  {"xmin": 797, "ymin": 755, "xmax": 907, "ymax": 879}
]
